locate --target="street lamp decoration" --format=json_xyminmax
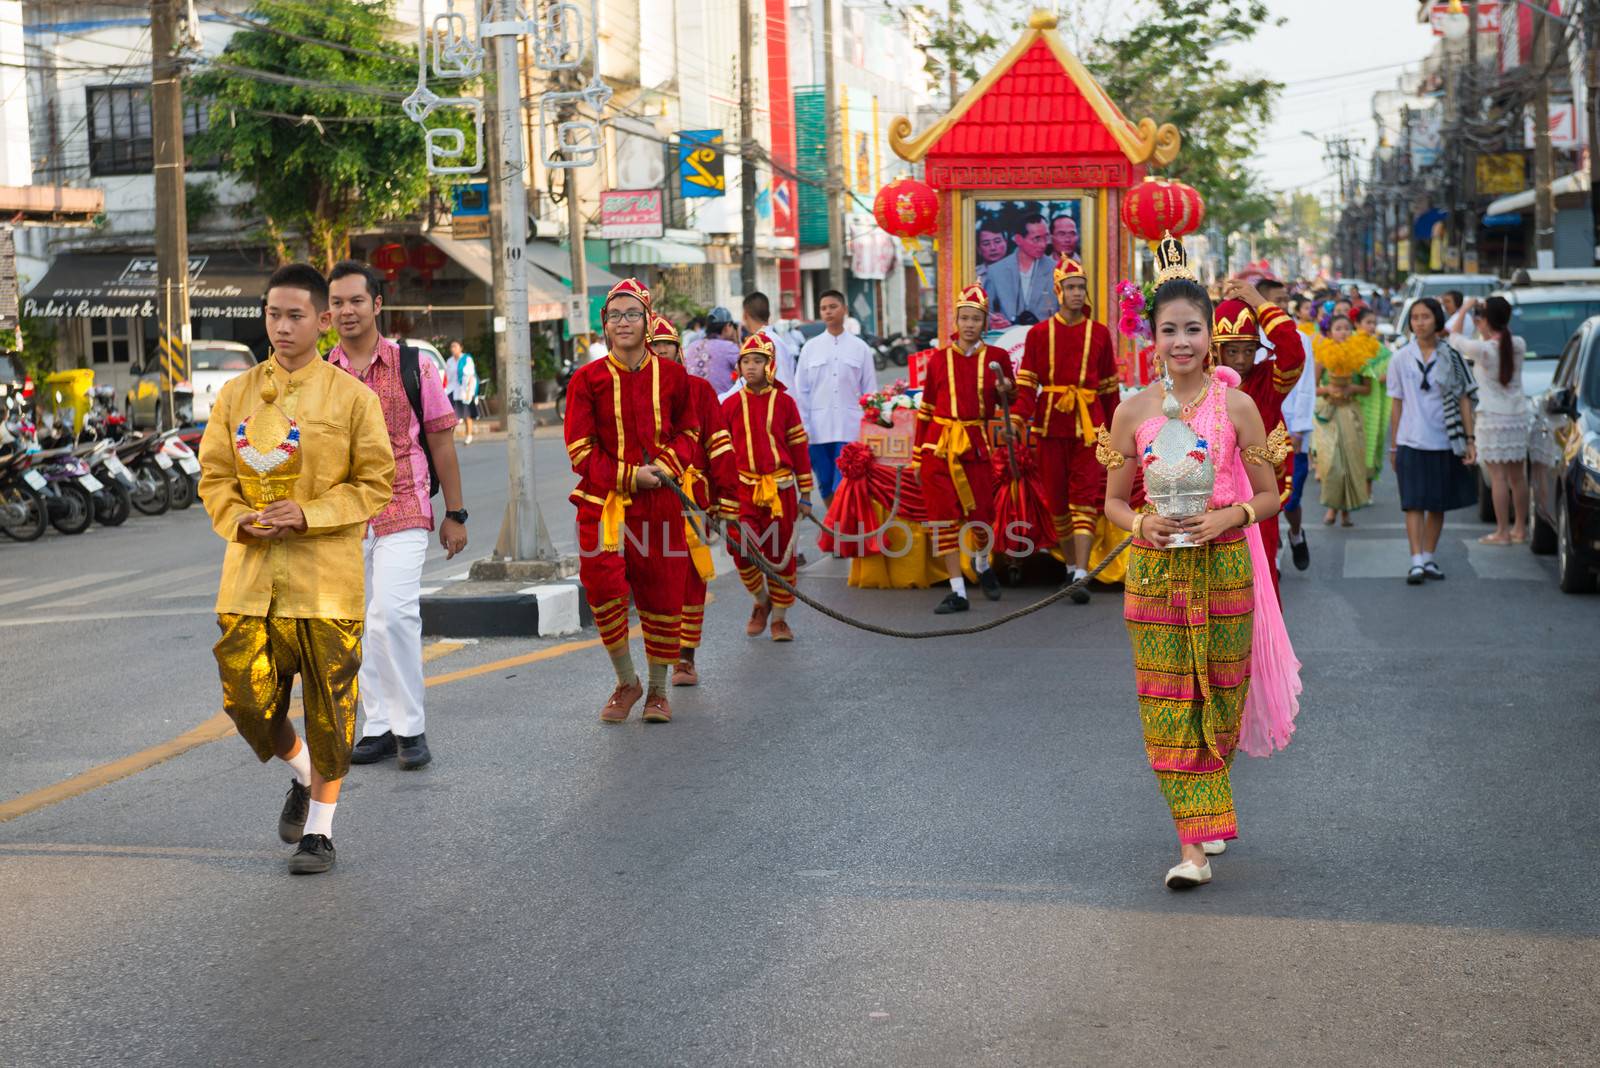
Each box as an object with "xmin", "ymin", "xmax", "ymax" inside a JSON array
[
  {"xmin": 873, "ymin": 177, "xmax": 940, "ymax": 286},
  {"xmin": 1120, "ymin": 177, "xmax": 1206, "ymax": 245},
  {"xmin": 401, "ymin": 0, "xmax": 613, "ymax": 176}
]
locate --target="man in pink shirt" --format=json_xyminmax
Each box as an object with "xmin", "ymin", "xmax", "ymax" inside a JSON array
[{"xmin": 326, "ymin": 261, "xmax": 468, "ymax": 770}]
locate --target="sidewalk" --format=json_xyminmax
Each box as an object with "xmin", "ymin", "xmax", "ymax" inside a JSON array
[{"xmin": 459, "ymin": 400, "xmax": 564, "ymax": 440}]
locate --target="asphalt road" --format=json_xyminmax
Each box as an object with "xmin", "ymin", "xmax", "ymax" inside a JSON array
[{"xmin": 1, "ymin": 436, "xmax": 1596, "ymax": 1066}]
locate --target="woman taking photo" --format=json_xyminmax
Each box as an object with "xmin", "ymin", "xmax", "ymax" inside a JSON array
[
  {"xmin": 1387, "ymin": 298, "xmax": 1479, "ymax": 583},
  {"xmin": 1446, "ymin": 296, "xmax": 1529, "ymax": 544},
  {"xmin": 1101, "ymin": 237, "xmax": 1301, "ymax": 891}
]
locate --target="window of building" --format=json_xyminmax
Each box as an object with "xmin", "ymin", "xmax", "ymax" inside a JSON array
[
  {"xmin": 86, "ymin": 85, "xmax": 212, "ymax": 177},
  {"xmin": 88, "ymin": 317, "xmax": 136, "ymax": 364}
]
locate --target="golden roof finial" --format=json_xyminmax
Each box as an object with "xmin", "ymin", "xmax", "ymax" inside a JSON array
[{"xmin": 1028, "ymin": 9, "xmax": 1058, "ymax": 30}]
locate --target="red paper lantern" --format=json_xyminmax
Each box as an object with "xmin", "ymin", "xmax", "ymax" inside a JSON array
[
  {"xmin": 372, "ymin": 242, "xmax": 409, "ymax": 282},
  {"xmin": 873, "ymin": 177, "xmax": 939, "ymax": 240},
  {"xmin": 410, "ymin": 242, "xmax": 449, "ymax": 286},
  {"xmin": 1120, "ymin": 177, "xmax": 1205, "ymax": 243}
]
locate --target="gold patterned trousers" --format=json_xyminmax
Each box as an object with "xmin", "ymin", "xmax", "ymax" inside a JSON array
[{"xmin": 213, "ymin": 614, "xmax": 363, "ymax": 781}]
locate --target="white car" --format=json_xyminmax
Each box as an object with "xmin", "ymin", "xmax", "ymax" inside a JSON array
[
  {"xmin": 126, "ymin": 339, "xmax": 257, "ymax": 429},
  {"xmin": 400, "ymin": 338, "xmax": 450, "ymax": 390}
]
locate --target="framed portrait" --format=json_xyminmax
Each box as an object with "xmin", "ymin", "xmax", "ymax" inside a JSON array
[{"xmin": 971, "ymin": 195, "xmax": 1092, "ymax": 335}]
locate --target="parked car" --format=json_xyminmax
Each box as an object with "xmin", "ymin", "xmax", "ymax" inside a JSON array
[
  {"xmin": 1527, "ymin": 315, "xmax": 1600, "ymax": 592},
  {"xmin": 1388, "ymin": 273, "xmax": 1499, "ymax": 345},
  {"xmin": 125, "ymin": 339, "xmax": 257, "ymax": 429},
  {"xmin": 1492, "ymin": 286, "xmax": 1600, "ymax": 399},
  {"xmin": 400, "ymin": 338, "xmax": 449, "ymax": 389}
]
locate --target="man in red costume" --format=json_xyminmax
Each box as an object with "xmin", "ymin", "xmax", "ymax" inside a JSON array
[
  {"xmin": 722, "ymin": 334, "xmax": 814, "ymax": 643},
  {"xmin": 1010, "ymin": 258, "xmax": 1120, "ymax": 603},
  {"xmin": 1211, "ymin": 277, "xmax": 1304, "ymax": 597},
  {"xmin": 917, "ymin": 282, "xmax": 1012, "ymax": 614},
  {"xmin": 565, "ymin": 279, "xmax": 701, "ymax": 724},
  {"xmin": 646, "ymin": 314, "xmax": 737, "ymax": 687}
]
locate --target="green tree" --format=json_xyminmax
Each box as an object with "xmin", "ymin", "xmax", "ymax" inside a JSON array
[
  {"xmin": 1086, "ymin": 0, "xmax": 1281, "ymax": 263},
  {"xmin": 190, "ymin": 0, "xmax": 462, "ymax": 270},
  {"xmin": 906, "ymin": 1, "xmax": 1007, "ymax": 104}
]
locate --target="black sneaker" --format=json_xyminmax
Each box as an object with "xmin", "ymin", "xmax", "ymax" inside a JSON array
[
  {"xmin": 935, "ymin": 591, "xmax": 969, "ymax": 614},
  {"xmin": 350, "ymin": 731, "xmax": 396, "ymax": 765},
  {"xmin": 288, "ymin": 834, "xmax": 336, "ymax": 875},
  {"xmin": 278, "ymin": 779, "xmax": 309, "ymax": 844},
  {"xmin": 1290, "ymin": 533, "xmax": 1310, "ymax": 571},
  {"xmin": 1065, "ymin": 573, "xmax": 1091, "ymax": 605},
  {"xmin": 977, "ymin": 568, "xmax": 1002, "ymax": 601},
  {"xmin": 1422, "ymin": 561, "xmax": 1445, "ymax": 581},
  {"xmin": 396, "ymin": 732, "xmax": 432, "ymax": 770}
]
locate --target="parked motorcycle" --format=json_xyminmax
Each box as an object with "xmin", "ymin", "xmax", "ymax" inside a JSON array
[
  {"xmin": 116, "ymin": 431, "xmax": 177, "ymax": 516},
  {"xmin": 77, "ymin": 438, "xmax": 133, "ymax": 527},
  {"xmin": 0, "ymin": 407, "xmax": 47, "ymax": 542},
  {"xmin": 24, "ymin": 446, "xmax": 98, "ymax": 535},
  {"xmin": 162, "ymin": 431, "xmax": 201, "ymax": 509}
]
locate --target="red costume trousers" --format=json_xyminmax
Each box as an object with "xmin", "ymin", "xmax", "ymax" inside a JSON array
[
  {"xmin": 681, "ymin": 564, "xmax": 708, "ymax": 649},
  {"xmin": 1036, "ymin": 435, "xmax": 1106, "ymax": 540},
  {"xmin": 727, "ymin": 484, "xmax": 798, "ymax": 608},
  {"xmin": 577, "ymin": 487, "xmax": 687, "ymax": 666},
  {"xmin": 919, "ymin": 453, "xmax": 996, "ymax": 557}
]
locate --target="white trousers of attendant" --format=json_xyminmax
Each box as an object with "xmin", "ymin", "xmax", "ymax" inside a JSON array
[{"xmin": 358, "ymin": 527, "xmax": 428, "ymax": 739}]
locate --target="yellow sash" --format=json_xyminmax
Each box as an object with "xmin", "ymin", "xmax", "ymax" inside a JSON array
[
  {"xmin": 600, "ymin": 488, "xmax": 632, "ymax": 552},
  {"xmin": 740, "ymin": 468, "xmax": 791, "ymax": 515},
  {"xmin": 931, "ymin": 415, "xmax": 982, "ymax": 512},
  {"xmin": 680, "ymin": 467, "xmax": 716, "ymax": 581},
  {"xmin": 1040, "ymin": 384, "xmax": 1097, "ymax": 445}
]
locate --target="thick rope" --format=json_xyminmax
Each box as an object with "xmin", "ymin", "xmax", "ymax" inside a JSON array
[{"xmin": 653, "ymin": 469, "xmax": 1132, "ymax": 640}]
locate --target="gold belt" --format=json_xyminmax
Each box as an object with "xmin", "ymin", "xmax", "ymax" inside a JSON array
[
  {"xmin": 738, "ymin": 468, "xmax": 793, "ymax": 515},
  {"xmin": 1040, "ymin": 384, "xmax": 1097, "ymax": 444}
]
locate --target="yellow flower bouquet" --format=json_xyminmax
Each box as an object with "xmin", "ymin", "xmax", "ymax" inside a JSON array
[{"xmin": 1315, "ymin": 334, "xmax": 1379, "ymax": 378}]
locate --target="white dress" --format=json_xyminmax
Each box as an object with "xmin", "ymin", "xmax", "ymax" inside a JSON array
[{"xmin": 1448, "ymin": 331, "xmax": 1530, "ymax": 463}]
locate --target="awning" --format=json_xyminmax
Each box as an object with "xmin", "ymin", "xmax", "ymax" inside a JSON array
[
  {"xmin": 426, "ymin": 234, "xmax": 568, "ymax": 321},
  {"xmin": 22, "ymin": 251, "xmax": 271, "ymax": 319},
  {"xmin": 1486, "ymin": 171, "xmax": 1590, "ymax": 216},
  {"xmin": 524, "ymin": 239, "xmax": 624, "ymax": 293},
  {"xmin": 610, "ymin": 237, "xmax": 709, "ymax": 266}
]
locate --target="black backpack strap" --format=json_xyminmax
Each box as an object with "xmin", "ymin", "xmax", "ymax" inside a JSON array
[{"xmin": 398, "ymin": 344, "xmax": 441, "ymax": 498}]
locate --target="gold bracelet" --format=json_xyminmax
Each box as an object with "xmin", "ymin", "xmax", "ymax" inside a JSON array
[
  {"xmin": 1238, "ymin": 502, "xmax": 1257, "ymax": 528},
  {"xmin": 1130, "ymin": 513, "xmax": 1144, "ymax": 540}
]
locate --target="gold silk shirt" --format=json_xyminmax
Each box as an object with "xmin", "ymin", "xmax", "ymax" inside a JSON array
[{"xmin": 199, "ymin": 355, "xmax": 395, "ymax": 620}]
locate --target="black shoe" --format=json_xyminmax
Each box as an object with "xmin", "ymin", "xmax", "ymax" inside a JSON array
[
  {"xmin": 1064, "ymin": 574, "xmax": 1091, "ymax": 605},
  {"xmin": 350, "ymin": 731, "xmax": 396, "ymax": 765},
  {"xmin": 935, "ymin": 591, "xmax": 969, "ymax": 614},
  {"xmin": 288, "ymin": 834, "xmax": 336, "ymax": 875},
  {"xmin": 278, "ymin": 779, "xmax": 309, "ymax": 844},
  {"xmin": 396, "ymin": 732, "xmax": 432, "ymax": 770},
  {"xmin": 1406, "ymin": 565, "xmax": 1425, "ymax": 585},
  {"xmin": 977, "ymin": 568, "xmax": 1002, "ymax": 601},
  {"xmin": 1290, "ymin": 533, "xmax": 1310, "ymax": 571},
  {"xmin": 1422, "ymin": 561, "xmax": 1445, "ymax": 581}
]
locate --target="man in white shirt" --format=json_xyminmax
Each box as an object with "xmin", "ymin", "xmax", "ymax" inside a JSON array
[
  {"xmin": 794, "ymin": 289, "xmax": 878, "ymax": 507},
  {"xmin": 743, "ymin": 291, "xmax": 798, "ymax": 388},
  {"xmin": 1279, "ymin": 307, "xmax": 1316, "ymax": 571}
]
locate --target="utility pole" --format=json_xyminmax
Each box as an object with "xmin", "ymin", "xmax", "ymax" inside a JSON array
[
  {"xmin": 1463, "ymin": 0, "xmax": 1479, "ymax": 273},
  {"xmin": 821, "ymin": 0, "xmax": 846, "ymax": 295},
  {"xmin": 484, "ymin": 14, "xmax": 555, "ymax": 563},
  {"xmin": 1586, "ymin": 0, "xmax": 1600, "ymax": 264},
  {"xmin": 151, "ymin": 0, "xmax": 190, "ymax": 427},
  {"xmin": 1533, "ymin": 10, "xmax": 1556, "ymax": 270},
  {"xmin": 946, "ymin": 0, "xmax": 958, "ymax": 108},
  {"xmin": 738, "ymin": 0, "xmax": 757, "ymax": 294}
]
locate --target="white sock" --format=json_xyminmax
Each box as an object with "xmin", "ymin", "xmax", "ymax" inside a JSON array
[
  {"xmin": 283, "ymin": 740, "xmax": 311, "ymax": 786},
  {"xmin": 304, "ymin": 800, "xmax": 336, "ymax": 839},
  {"xmin": 1422, "ymin": 551, "xmax": 1435, "ymax": 565},
  {"xmin": 1410, "ymin": 553, "xmax": 1424, "ymax": 568},
  {"xmin": 949, "ymin": 574, "xmax": 967, "ymax": 598},
  {"xmin": 1289, "ymin": 528, "xmax": 1306, "ymax": 545},
  {"xmin": 973, "ymin": 555, "xmax": 990, "ymax": 574},
  {"xmin": 1073, "ymin": 567, "xmax": 1088, "ymax": 582}
]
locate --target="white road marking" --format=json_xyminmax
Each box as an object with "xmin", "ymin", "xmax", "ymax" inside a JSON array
[
  {"xmin": 0, "ymin": 606, "xmax": 214, "ymax": 627},
  {"xmin": 55, "ymin": 564, "xmax": 218, "ymax": 606},
  {"xmin": 0, "ymin": 571, "xmax": 140, "ymax": 608}
]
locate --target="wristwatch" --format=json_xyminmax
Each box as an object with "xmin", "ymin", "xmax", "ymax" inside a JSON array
[{"xmin": 445, "ymin": 509, "xmax": 469, "ymax": 524}]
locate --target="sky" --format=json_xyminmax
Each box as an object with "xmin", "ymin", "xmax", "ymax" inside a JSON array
[{"xmin": 1218, "ymin": 0, "xmax": 1440, "ymax": 194}]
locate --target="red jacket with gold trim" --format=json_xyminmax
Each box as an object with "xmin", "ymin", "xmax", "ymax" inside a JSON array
[
  {"xmin": 1011, "ymin": 315, "xmax": 1120, "ymax": 441},
  {"xmin": 564, "ymin": 352, "xmax": 701, "ymax": 510},
  {"xmin": 1236, "ymin": 301, "xmax": 1305, "ymax": 436},
  {"xmin": 721, "ymin": 383, "xmax": 816, "ymax": 504},
  {"xmin": 915, "ymin": 342, "xmax": 1007, "ymax": 462},
  {"xmin": 685, "ymin": 374, "xmax": 738, "ymax": 518}
]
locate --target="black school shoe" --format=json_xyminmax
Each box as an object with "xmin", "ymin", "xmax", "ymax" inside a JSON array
[
  {"xmin": 1290, "ymin": 533, "xmax": 1310, "ymax": 571},
  {"xmin": 1064, "ymin": 574, "xmax": 1091, "ymax": 605},
  {"xmin": 288, "ymin": 834, "xmax": 336, "ymax": 875},
  {"xmin": 935, "ymin": 591, "xmax": 970, "ymax": 614},
  {"xmin": 350, "ymin": 731, "xmax": 396, "ymax": 765},
  {"xmin": 396, "ymin": 732, "xmax": 432, "ymax": 770},
  {"xmin": 1422, "ymin": 561, "xmax": 1445, "ymax": 581},
  {"xmin": 978, "ymin": 568, "xmax": 1002, "ymax": 601},
  {"xmin": 278, "ymin": 779, "xmax": 309, "ymax": 844}
]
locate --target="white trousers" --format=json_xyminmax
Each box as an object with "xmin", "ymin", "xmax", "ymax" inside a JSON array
[{"xmin": 358, "ymin": 527, "xmax": 429, "ymax": 739}]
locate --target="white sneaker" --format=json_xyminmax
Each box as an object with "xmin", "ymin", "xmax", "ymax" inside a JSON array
[
  {"xmin": 1201, "ymin": 839, "xmax": 1227, "ymax": 856},
  {"xmin": 1164, "ymin": 860, "xmax": 1212, "ymax": 889}
]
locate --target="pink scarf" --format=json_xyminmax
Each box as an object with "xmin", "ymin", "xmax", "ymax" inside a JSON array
[{"xmin": 1215, "ymin": 366, "xmax": 1302, "ymax": 756}]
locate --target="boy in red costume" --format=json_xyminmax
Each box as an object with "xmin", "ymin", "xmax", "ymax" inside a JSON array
[
  {"xmin": 917, "ymin": 282, "xmax": 1013, "ymax": 614},
  {"xmin": 564, "ymin": 279, "xmax": 700, "ymax": 724},
  {"xmin": 1011, "ymin": 258, "xmax": 1120, "ymax": 602},
  {"xmin": 646, "ymin": 314, "xmax": 737, "ymax": 686},
  {"xmin": 722, "ymin": 334, "xmax": 814, "ymax": 642},
  {"xmin": 1211, "ymin": 278, "xmax": 1304, "ymax": 597}
]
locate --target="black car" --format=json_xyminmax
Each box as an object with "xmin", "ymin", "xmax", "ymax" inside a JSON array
[{"xmin": 1528, "ymin": 317, "xmax": 1600, "ymax": 592}]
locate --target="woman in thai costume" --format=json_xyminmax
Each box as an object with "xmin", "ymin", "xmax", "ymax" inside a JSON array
[
  {"xmin": 1100, "ymin": 235, "xmax": 1302, "ymax": 891},
  {"xmin": 1354, "ymin": 307, "xmax": 1393, "ymax": 489},
  {"xmin": 1312, "ymin": 315, "xmax": 1376, "ymax": 525}
]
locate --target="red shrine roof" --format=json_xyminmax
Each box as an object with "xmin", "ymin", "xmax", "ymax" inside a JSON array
[{"xmin": 889, "ymin": 10, "xmax": 1179, "ymax": 187}]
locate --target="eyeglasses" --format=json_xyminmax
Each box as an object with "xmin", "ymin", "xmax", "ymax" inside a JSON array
[{"xmin": 604, "ymin": 310, "xmax": 646, "ymax": 324}]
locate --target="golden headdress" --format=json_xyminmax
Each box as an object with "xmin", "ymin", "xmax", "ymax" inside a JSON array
[
  {"xmin": 1153, "ymin": 234, "xmax": 1197, "ymax": 286},
  {"xmin": 954, "ymin": 282, "xmax": 988, "ymax": 312}
]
